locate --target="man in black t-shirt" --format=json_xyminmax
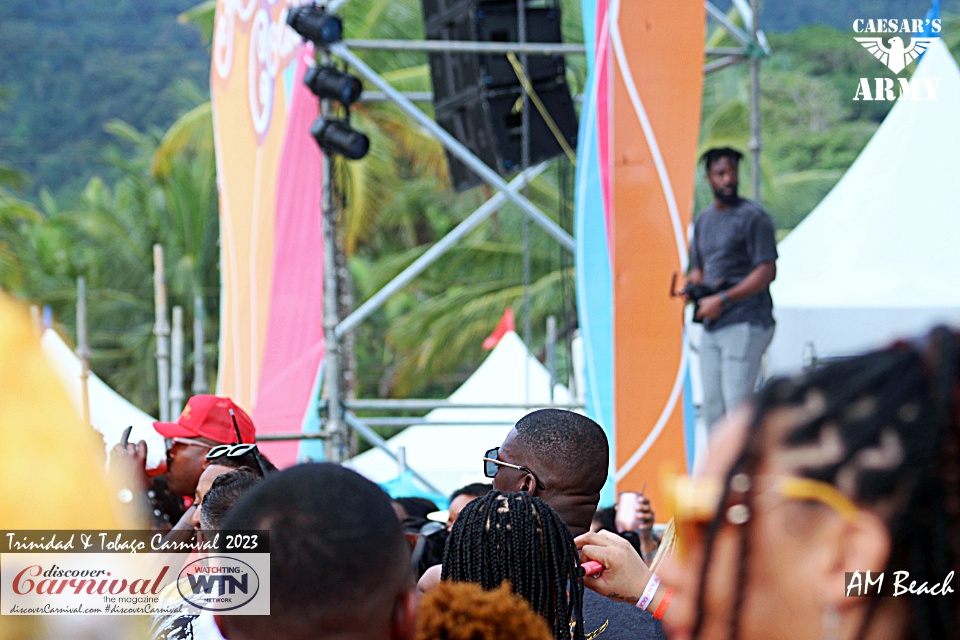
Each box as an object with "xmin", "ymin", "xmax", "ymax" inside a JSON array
[
  {"xmin": 487, "ymin": 410, "xmax": 664, "ymax": 640},
  {"xmin": 688, "ymin": 147, "xmax": 778, "ymax": 432}
]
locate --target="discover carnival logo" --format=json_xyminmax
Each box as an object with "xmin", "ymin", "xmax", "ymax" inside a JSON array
[{"xmin": 851, "ymin": 18, "xmax": 942, "ymax": 101}]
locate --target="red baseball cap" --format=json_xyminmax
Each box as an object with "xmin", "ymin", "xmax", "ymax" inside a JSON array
[{"xmin": 153, "ymin": 395, "xmax": 256, "ymax": 444}]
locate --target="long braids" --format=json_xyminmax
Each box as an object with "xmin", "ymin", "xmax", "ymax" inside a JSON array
[
  {"xmin": 902, "ymin": 327, "xmax": 958, "ymax": 639},
  {"xmin": 691, "ymin": 390, "xmax": 774, "ymax": 640},
  {"xmin": 442, "ymin": 491, "xmax": 585, "ymax": 640},
  {"xmin": 692, "ymin": 327, "xmax": 960, "ymax": 640}
]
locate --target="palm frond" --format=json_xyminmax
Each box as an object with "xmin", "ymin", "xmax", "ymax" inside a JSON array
[
  {"xmin": 385, "ymin": 268, "xmax": 573, "ymax": 396},
  {"xmin": 0, "ymin": 166, "xmax": 27, "ymax": 191},
  {"xmin": 104, "ymin": 120, "xmax": 153, "ymax": 150},
  {"xmin": 152, "ymin": 102, "xmax": 214, "ymax": 178},
  {"xmin": 179, "ymin": 0, "xmax": 216, "ymax": 45}
]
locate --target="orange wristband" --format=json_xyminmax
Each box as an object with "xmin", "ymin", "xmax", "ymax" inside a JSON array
[{"xmin": 653, "ymin": 587, "xmax": 675, "ymax": 620}]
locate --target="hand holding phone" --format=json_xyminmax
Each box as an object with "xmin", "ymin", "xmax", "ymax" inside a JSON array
[
  {"xmin": 110, "ymin": 427, "xmax": 150, "ymax": 490},
  {"xmin": 614, "ymin": 491, "xmax": 641, "ymax": 533}
]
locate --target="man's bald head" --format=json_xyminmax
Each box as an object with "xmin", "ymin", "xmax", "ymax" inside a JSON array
[
  {"xmin": 493, "ymin": 409, "xmax": 609, "ymax": 536},
  {"xmin": 514, "ymin": 409, "xmax": 608, "ymax": 493}
]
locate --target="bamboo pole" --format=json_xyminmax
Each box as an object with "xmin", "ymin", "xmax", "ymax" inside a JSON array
[
  {"xmin": 76, "ymin": 277, "xmax": 91, "ymax": 426},
  {"xmin": 153, "ymin": 245, "xmax": 170, "ymax": 422},
  {"xmin": 170, "ymin": 305, "xmax": 185, "ymax": 418},
  {"xmin": 192, "ymin": 295, "xmax": 207, "ymax": 395}
]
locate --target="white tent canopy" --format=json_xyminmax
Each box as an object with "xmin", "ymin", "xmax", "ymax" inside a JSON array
[
  {"xmin": 41, "ymin": 328, "xmax": 166, "ymax": 469},
  {"xmin": 767, "ymin": 39, "xmax": 960, "ymax": 374},
  {"xmin": 346, "ymin": 331, "xmax": 570, "ymax": 496}
]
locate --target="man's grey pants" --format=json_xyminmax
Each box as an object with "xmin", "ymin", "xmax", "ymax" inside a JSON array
[{"xmin": 699, "ymin": 322, "xmax": 775, "ymax": 433}]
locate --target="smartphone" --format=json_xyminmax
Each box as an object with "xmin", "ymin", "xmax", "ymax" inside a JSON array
[
  {"xmin": 615, "ymin": 491, "xmax": 641, "ymax": 533},
  {"xmin": 120, "ymin": 426, "xmax": 133, "ymax": 448}
]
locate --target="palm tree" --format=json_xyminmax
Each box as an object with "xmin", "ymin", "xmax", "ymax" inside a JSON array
[
  {"xmin": 356, "ymin": 160, "xmax": 578, "ymax": 397},
  {"xmin": 16, "ymin": 114, "xmax": 220, "ymax": 413},
  {"xmin": 0, "ymin": 87, "xmax": 45, "ymax": 291}
]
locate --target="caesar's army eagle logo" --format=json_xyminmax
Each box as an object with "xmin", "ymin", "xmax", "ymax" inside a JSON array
[{"xmin": 855, "ymin": 35, "xmax": 938, "ymax": 73}]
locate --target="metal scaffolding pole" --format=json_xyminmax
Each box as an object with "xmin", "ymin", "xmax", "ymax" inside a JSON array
[
  {"xmin": 354, "ymin": 418, "xmax": 517, "ymax": 428},
  {"xmin": 342, "ymin": 39, "xmax": 584, "ymax": 55},
  {"xmin": 330, "ymin": 43, "xmax": 575, "ymax": 253},
  {"xmin": 703, "ymin": 0, "xmax": 768, "ymax": 185},
  {"xmin": 343, "ymin": 413, "xmax": 444, "ymax": 494},
  {"xmin": 705, "ymin": 1, "xmax": 752, "ymax": 47},
  {"xmin": 319, "ymin": 52, "xmax": 347, "ymax": 463},
  {"xmin": 546, "ymin": 315, "xmax": 557, "ymax": 401},
  {"xmin": 360, "ymin": 91, "xmax": 434, "ymax": 103},
  {"xmin": 749, "ymin": 0, "xmax": 762, "ymax": 200},
  {"xmin": 707, "ymin": 47, "xmax": 753, "ymax": 56},
  {"xmin": 519, "ymin": 0, "xmax": 533, "ymax": 400},
  {"xmin": 256, "ymin": 432, "xmax": 329, "ymax": 442},
  {"xmin": 336, "ymin": 163, "xmax": 548, "ymax": 339},
  {"xmin": 704, "ymin": 55, "xmax": 747, "ymax": 75},
  {"xmin": 344, "ymin": 399, "xmax": 584, "ymax": 411}
]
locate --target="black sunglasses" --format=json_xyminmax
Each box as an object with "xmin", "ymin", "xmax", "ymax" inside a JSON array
[
  {"xmin": 205, "ymin": 409, "xmax": 269, "ymax": 478},
  {"xmin": 483, "ymin": 447, "xmax": 546, "ymax": 491}
]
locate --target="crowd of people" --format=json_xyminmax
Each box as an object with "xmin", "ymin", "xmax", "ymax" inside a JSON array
[
  {"xmin": 120, "ymin": 405, "xmax": 669, "ymax": 640},
  {"xmin": 105, "ymin": 322, "xmax": 960, "ymax": 640},
  {"xmin": 7, "ymin": 146, "xmax": 960, "ymax": 640}
]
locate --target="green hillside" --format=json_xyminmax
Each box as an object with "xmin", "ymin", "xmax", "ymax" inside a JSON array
[{"xmin": 0, "ymin": 0, "xmax": 209, "ymax": 198}]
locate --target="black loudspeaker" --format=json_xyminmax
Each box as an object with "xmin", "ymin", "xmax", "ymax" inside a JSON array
[
  {"xmin": 475, "ymin": 5, "xmax": 566, "ymax": 88},
  {"xmin": 436, "ymin": 79, "xmax": 577, "ymax": 191},
  {"xmin": 422, "ymin": 0, "xmax": 578, "ymax": 192}
]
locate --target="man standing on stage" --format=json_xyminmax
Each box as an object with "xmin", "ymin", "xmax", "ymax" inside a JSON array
[{"xmin": 688, "ymin": 147, "xmax": 777, "ymax": 432}]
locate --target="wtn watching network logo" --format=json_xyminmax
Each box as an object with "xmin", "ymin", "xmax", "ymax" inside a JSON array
[
  {"xmin": 177, "ymin": 556, "xmax": 261, "ymax": 612},
  {"xmin": 851, "ymin": 18, "xmax": 942, "ymax": 101}
]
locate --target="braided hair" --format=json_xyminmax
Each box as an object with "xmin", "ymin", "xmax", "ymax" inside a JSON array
[
  {"xmin": 692, "ymin": 327, "xmax": 960, "ymax": 640},
  {"xmin": 442, "ymin": 490, "xmax": 585, "ymax": 640}
]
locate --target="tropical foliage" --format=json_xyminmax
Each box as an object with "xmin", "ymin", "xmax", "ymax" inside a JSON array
[
  {"xmin": 2, "ymin": 1, "xmax": 960, "ymax": 413},
  {"xmin": 2, "ymin": 104, "xmax": 218, "ymax": 413}
]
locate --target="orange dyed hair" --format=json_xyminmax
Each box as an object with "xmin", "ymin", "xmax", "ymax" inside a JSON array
[{"xmin": 416, "ymin": 581, "xmax": 553, "ymax": 640}]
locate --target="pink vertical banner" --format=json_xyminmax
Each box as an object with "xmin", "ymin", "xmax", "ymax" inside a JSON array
[
  {"xmin": 212, "ymin": 0, "xmax": 326, "ymax": 467},
  {"xmin": 252, "ymin": 46, "xmax": 326, "ymax": 467}
]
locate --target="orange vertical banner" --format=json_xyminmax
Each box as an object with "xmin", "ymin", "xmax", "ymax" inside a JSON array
[
  {"xmin": 210, "ymin": 1, "xmax": 300, "ymax": 411},
  {"xmin": 608, "ymin": 0, "xmax": 704, "ymax": 508}
]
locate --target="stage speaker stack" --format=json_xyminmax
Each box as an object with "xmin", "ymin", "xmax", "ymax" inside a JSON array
[{"xmin": 422, "ymin": 0, "xmax": 578, "ymax": 191}]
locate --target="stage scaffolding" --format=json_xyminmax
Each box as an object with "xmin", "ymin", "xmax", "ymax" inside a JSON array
[{"xmin": 275, "ymin": 0, "xmax": 769, "ymax": 493}]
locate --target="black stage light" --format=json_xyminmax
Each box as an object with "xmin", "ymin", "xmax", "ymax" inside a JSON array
[
  {"xmin": 286, "ymin": 4, "xmax": 343, "ymax": 45},
  {"xmin": 310, "ymin": 118, "xmax": 369, "ymax": 160},
  {"xmin": 304, "ymin": 66, "xmax": 362, "ymax": 106}
]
